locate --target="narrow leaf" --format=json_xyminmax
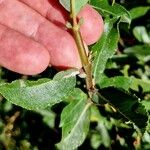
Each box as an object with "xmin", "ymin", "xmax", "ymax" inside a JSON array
[
  {"xmin": 92, "ymin": 19, "xmax": 119, "ymax": 81},
  {"xmin": 57, "ymin": 94, "xmax": 91, "ymax": 150}
]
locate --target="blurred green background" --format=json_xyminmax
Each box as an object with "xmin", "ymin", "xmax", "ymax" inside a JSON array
[{"xmin": 0, "ymin": 0, "xmax": 150, "ymax": 149}]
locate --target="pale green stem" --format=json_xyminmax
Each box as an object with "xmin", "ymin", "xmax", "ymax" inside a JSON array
[{"xmin": 70, "ymin": 0, "xmax": 94, "ymax": 96}]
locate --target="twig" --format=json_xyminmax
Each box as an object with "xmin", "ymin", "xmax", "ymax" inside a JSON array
[{"xmin": 70, "ymin": 0, "xmax": 95, "ymax": 98}]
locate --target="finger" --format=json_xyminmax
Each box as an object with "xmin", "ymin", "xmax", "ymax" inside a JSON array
[
  {"xmin": 18, "ymin": 0, "xmax": 50, "ymax": 17},
  {"xmin": 18, "ymin": 0, "xmax": 104, "ymax": 45},
  {"xmin": 0, "ymin": 0, "xmax": 81, "ymax": 69},
  {"xmin": 36, "ymin": 21, "xmax": 81, "ymax": 69},
  {"xmin": 19, "ymin": 0, "xmax": 69, "ymax": 29},
  {"xmin": 0, "ymin": 24, "xmax": 50, "ymax": 75}
]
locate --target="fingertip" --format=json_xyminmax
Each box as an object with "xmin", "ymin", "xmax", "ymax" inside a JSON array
[
  {"xmin": 0, "ymin": 25, "xmax": 50, "ymax": 75},
  {"xmin": 25, "ymin": 46, "xmax": 50, "ymax": 75},
  {"xmin": 78, "ymin": 4, "xmax": 104, "ymax": 45},
  {"xmin": 15, "ymin": 45, "xmax": 50, "ymax": 75}
]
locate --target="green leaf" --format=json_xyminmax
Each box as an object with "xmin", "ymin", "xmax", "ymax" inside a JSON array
[
  {"xmin": 90, "ymin": 0, "xmax": 131, "ymax": 24},
  {"xmin": 91, "ymin": 133, "xmax": 102, "ymax": 149},
  {"xmin": 0, "ymin": 70, "xmax": 76, "ymax": 110},
  {"xmin": 96, "ymin": 121, "xmax": 111, "ymax": 148},
  {"xmin": 98, "ymin": 75, "xmax": 150, "ymax": 93},
  {"xmin": 53, "ymin": 69, "xmax": 79, "ymax": 80},
  {"xmin": 133, "ymin": 26, "xmax": 150, "ymax": 44},
  {"xmin": 64, "ymin": 88, "xmax": 88, "ymax": 103},
  {"xmin": 124, "ymin": 45, "xmax": 150, "ymax": 62},
  {"xmin": 57, "ymin": 93, "xmax": 91, "ymax": 150},
  {"xmin": 36, "ymin": 109, "xmax": 56, "ymax": 128},
  {"xmin": 90, "ymin": 106, "xmax": 111, "ymax": 148},
  {"xmin": 90, "ymin": 106, "xmax": 129, "ymax": 148},
  {"xmin": 130, "ymin": 6, "xmax": 150, "ymax": 20},
  {"xmin": 124, "ymin": 45, "xmax": 150, "ymax": 56},
  {"xmin": 142, "ymin": 100, "xmax": 150, "ymax": 112},
  {"xmin": 100, "ymin": 87, "xmax": 148, "ymax": 128},
  {"xmin": 130, "ymin": 77, "xmax": 150, "ymax": 93},
  {"xmin": 92, "ymin": 19, "xmax": 119, "ymax": 81},
  {"xmin": 59, "ymin": 0, "xmax": 89, "ymax": 14},
  {"xmin": 98, "ymin": 76, "xmax": 132, "ymax": 91}
]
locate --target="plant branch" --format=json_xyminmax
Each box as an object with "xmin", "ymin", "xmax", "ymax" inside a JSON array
[{"xmin": 70, "ymin": 0, "xmax": 95, "ymax": 97}]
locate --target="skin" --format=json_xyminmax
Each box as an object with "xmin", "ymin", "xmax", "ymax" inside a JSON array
[{"xmin": 0, "ymin": 0, "xmax": 104, "ymax": 75}]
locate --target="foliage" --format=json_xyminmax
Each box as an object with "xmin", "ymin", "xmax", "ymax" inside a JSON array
[{"xmin": 0, "ymin": 0, "xmax": 150, "ymax": 150}]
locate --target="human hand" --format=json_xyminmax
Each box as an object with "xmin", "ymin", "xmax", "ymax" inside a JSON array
[{"xmin": 0, "ymin": 0, "xmax": 104, "ymax": 75}]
